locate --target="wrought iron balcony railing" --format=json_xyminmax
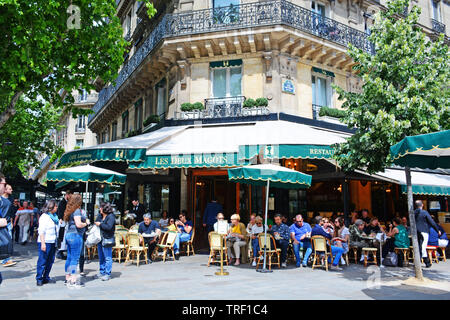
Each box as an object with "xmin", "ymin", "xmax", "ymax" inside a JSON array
[
  {"xmin": 431, "ymin": 19, "xmax": 446, "ymax": 34},
  {"xmin": 90, "ymin": 0, "xmax": 373, "ymax": 125},
  {"xmin": 204, "ymin": 96, "xmax": 246, "ymax": 118}
]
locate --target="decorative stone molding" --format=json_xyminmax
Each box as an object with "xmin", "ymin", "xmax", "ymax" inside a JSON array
[{"xmin": 177, "ymin": 60, "xmax": 189, "ymax": 90}]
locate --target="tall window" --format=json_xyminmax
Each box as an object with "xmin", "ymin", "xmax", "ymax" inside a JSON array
[
  {"xmin": 213, "ymin": 0, "xmax": 240, "ymax": 24},
  {"xmin": 431, "ymin": 0, "xmax": 441, "ymax": 21},
  {"xmin": 212, "ymin": 65, "xmax": 242, "ymax": 98},
  {"xmin": 311, "ymin": 1, "xmax": 326, "ymax": 17},
  {"xmin": 312, "ymin": 74, "xmax": 332, "ymax": 108},
  {"xmin": 111, "ymin": 121, "xmax": 118, "ymax": 141},
  {"xmin": 122, "ymin": 111, "xmax": 129, "ymax": 136},
  {"xmin": 156, "ymin": 80, "xmax": 167, "ymax": 117},
  {"xmin": 76, "ymin": 115, "xmax": 86, "ymax": 132},
  {"xmin": 135, "ymin": 99, "xmax": 143, "ymax": 131},
  {"xmin": 75, "ymin": 139, "xmax": 84, "ymax": 148}
]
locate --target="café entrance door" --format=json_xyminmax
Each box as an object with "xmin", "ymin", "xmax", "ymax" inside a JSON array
[{"xmin": 192, "ymin": 170, "xmax": 237, "ymax": 250}]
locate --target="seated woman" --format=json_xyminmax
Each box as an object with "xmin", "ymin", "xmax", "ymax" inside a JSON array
[
  {"xmin": 213, "ymin": 213, "xmax": 229, "ymax": 233},
  {"xmin": 332, "ymin": 217, "xmax": 350, "ymax": 265},
  {"xmin": 166, "ymin": 218, "xmax": 177, "ymax": 232},
  {"xmin": 159, "ymin": 210, "xmax": 169, "ymax": 230},
  {"xmin": 249, "ymin": 216, "xmax": 264, "ymax": 267},
  {"xmin": 383, "ymin": 217, "xmax": 410, "ymax": 265},
  {"xmin": 226, "ymin": 214, "xmax": 247, "ymax": 266}
]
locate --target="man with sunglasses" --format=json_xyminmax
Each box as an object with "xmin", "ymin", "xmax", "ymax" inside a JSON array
[
  {"xmin": 173, "ymin": 211, "xmax": 193, "ymax": 260},
  {"xmin": 290, "ymin": 214, "xmax": 312, "ymax": 268},
  {"xmin": 270, "ymin": 214, "xmax": 290, "ymax": 268}
]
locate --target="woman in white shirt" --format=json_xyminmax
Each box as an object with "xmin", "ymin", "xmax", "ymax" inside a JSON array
[
  {"xmin": 159, "ymin": 210, "xmax": 169, "ymax": 230},
  {"xmin": 36, "ymin": 200, "xmax": 60, "ymax": 286}
]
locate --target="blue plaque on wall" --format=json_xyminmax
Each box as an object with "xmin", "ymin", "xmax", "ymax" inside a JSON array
[{"xmin": 282, "ymin": 79, "xmax": 295, "ymax": 94}]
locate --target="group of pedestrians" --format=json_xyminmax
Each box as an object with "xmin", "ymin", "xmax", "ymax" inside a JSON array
[{"xmin": 36, "ymin": 192, "xmax": 116, "ymax": 288}]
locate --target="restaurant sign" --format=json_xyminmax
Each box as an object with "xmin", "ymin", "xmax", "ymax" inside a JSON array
[
  {"xmin": 129, "ymin": 152, "xmax": 242, "ymax": 169},
  {"xmin": 59, "ymin": 148, "xmax": 146, "ymax": 166},
  {"xmin": 239, "ymin": 144, "xmax": 336, "ymax": 161}
]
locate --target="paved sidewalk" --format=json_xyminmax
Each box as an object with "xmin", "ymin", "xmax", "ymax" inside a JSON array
[{"xmin": 1, "ymin": 242, "xmax": 449, "ymax": 300}]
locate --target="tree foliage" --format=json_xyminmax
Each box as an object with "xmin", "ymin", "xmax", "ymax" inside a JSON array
[
  {"xmin": 333, "ymin": 0, "xmax": 449, "ymax": 174},
  {"xmin": 0, "ymin": 0, "xmax": 128, "ymax": 128},
  {"xmin": 0, "ymin": 98, "xmax": 63, "ymax": 175}
]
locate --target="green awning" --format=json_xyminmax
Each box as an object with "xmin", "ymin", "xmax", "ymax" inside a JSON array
[
  {"xmin": 400, "ymin": 184, "xmax": 450, "ymax": 196},
  {"xmin": 228, "ymin": 164, "xmax": 312, "ymax": 189},
  {"xmin": 129, "ymin": 152, "xmax": 243, "ymax": 169},
  {"xmin": 47, "ymin": 165, "xmax": 126, "ymax": 185},
  {"xmin": 59, "ymin": 148, "xmax": 146, "ymax": 166},
  {"xmin": 210, "ymin": 59, "xmax": 243, "ymax": 68},
  {"xmin": 312, "ymin": 67, "xmax": 335, "ymax": 77},
  {"xmin": 238, "ymin": 144, "xmax": 336, "ymax": 161},
  {"xmin": 390, "ymin": 130, "xmax": 450, "ymax": 170}
]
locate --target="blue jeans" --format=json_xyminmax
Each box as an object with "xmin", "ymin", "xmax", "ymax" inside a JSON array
[
  {"xmin": 65, "ymin": 232, "xmax": 83, "ymax": 275},
  {"xmin": 329, "ymin": 245, "xmax": 345, "ymax": 266},
  {"xmin": 36, "ymin": 242, "xmax": 56, "ymax": 281},
  {"xmin": 251, "ymin": 238, "xmax": 260, "ymax": 258},
  {"xmin": 293, "ymin": 241, "xmax": 312, "ymax": 266},
  {"xmin": 173, "ymin": 233, "xmax": 191, "ymax": 254},
  {"xmin": 97, "ymin": 243, "xmax": 113, "ymax": 276}
]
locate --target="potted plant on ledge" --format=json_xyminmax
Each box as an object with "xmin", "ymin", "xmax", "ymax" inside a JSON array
[
  {"xmin": 242, "ymin": 97, "xmax": 269, "ymax": 116},
  {"xmin": 180, "ymin": 102, "xmax": 204, "ymax": 119},
  {"xmin": 317, "ymin": 106, "xmax": 346, "ymax": 125},
  {"xmin": 143, "ymin": 114, "xmax": 160, "ymax": 130}
]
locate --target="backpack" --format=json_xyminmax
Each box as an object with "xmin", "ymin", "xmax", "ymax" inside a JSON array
[{"xmin": 383, "ymin": 251, "xmax": 398, "ymax": 267}]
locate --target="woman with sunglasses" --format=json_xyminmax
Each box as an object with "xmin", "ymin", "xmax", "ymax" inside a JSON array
[
  {"xmin": 249, "ymin": 216, "xmax": 264, "ymax": 267},
  {"xmin": 332, "ymin": 217, "xmax": 350, "ymax": 265}
]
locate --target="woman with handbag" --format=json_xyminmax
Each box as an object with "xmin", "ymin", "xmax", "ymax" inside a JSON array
[
  {"xmin": 36, "ymin": 200, "xmax": 59, "ymax": 286},
  {"xmin": 95, "ymin": 202, "xmax": 116, "ymax": 281},
  {"xmin": 64, "ymin": 194, "xmax": 90, "ymax": 288}
]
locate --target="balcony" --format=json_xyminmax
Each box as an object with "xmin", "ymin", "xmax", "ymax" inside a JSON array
[
  {"xmin": 431, "ymin": 19, "xmax": 446, "ymax": 34},
  {"xmin": 75, "ymin": 126, "xmax": 86, "ymax": 134},
  {"xmin": 90, "ymin": 0, "xmax": 372, "ymax": 126}
]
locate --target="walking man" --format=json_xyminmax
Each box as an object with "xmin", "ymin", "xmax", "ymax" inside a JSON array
[
  {"xmin": 414, "ymin": 200, "xmax": 440, "ymax": 268},
  {"xmin": 1, "ymin": 184, "xmax": 16, "ymax": 267},
  {"xmin": 203, "ymin": 199, "xmax": 223, "ymax": 234},
  {"xmin": 14, "ymin": 200, "xmax": 34, "ymax": 245}
]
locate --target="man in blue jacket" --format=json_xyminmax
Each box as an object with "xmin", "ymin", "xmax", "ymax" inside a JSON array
[
  {"xmin": 311, "ymin": 216, "xmax": 344, "ymax": 271},
  {"xmin": 203, "ymin": 199, "xmax": 223, "ymax": 233},
  {"xmin": 289, "ymin": 214, "xmax": 312, "ymax": 268}
]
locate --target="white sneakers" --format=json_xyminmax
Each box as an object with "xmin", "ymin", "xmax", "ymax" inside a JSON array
[
  {"xmin": 252, "ymin": 260, "xmax": 257, "ymax": 267},
  {"xmin": 281, "ymin": 262, "xmax": 287, "ymax": 268}
]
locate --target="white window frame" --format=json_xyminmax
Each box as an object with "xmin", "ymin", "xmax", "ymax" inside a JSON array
[
  {"xmin": 311, "ymin": 72, "xmax": 334, "ymax": 108},
  {"xmin": 311, "ymin": 0, "xmax": 327, "ymax": 18},
  {"xmin": 431, "ymin": 0, "xmax": 442, "ymax": 22},
  {"xmin": 210, "ymin": 65, "xmax": 242, "ymax": 98}
]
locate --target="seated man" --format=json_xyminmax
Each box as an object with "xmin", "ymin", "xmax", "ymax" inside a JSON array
[
  {"xmin": 349, "ymin": 219, "xmax": 374, "ymax": 263},
  {"xmin": 138, "ymin": 213, "xmax": 161, "ymax": 263},
  {"xmin": 429, "ymin": 216, "xmax": 449, "ymax": 249},
  {"xmin": 289, "ymin": 214, "xmax": 312, "ymax": 268},
  {"xmin": 173, "ymin": 211, "xmax": 193, "ymax": 260},
  {"xmin": 269, "ymin": 214, "xmax": 290, "ymax": 268},
  {"xmin": 365, "ymin": 218, "xmax": 383, "ymax": 235},
  {"xmin": 311, "ymin": 216, "xmax": 344, "ymax": 271}
]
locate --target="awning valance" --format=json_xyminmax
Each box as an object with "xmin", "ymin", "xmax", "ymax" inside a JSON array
[
  {"xmin": 376, "ymin": 168, "xmax": 450, "ymax": 196},
  {"xmin": 238, "ymin": 144, "xmax": 336, "ymax": 161},
  {"xmin": 210, "ymin": 59, "xmax": 243, "ymax": 68}
]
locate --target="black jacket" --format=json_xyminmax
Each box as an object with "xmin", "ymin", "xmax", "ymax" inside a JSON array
[
  {"xmin": 95, "ymin": 213, "xmax": 116, "ymax": 239},
  {"xmin": 57, "ymin": 198, "xmax": 67, "ymax": 220},
  {"xmin": 130, "ymin": 203, "xmax": 146, "ymax": 223},
  {"xmin": 414, "ymin": 209, "xmax": 439, "ymax": 234}
]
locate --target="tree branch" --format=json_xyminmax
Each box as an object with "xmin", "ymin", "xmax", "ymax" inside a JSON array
[{"xmin": 0, "ymin": 91, "xmax": 23, "ymax": 129}]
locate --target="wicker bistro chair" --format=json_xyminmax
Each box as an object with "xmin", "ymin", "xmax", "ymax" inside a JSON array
[
  {"xmin": 155, "ymin": 231, "xmax": 178, "ymax": 262},
  {"xmin": 310, "ymin": 236, "xmax": 333, "ymax": 271},
  {"xmin": 86, "ymin": 245, "xmax": 98, "ymax": 260},
  {"xmin": 394, "ymin": 247, "xmax": 411, "ymax": 266},
  {"xmin": 256, "ymin": 233, "xmax": 280, "ymax": 270},
  {"xmin": 112, "ymin": 232, "xmax": 126, "ymax": 263},
  {"xmin": 129, "ymin": 224, "xmax": 139, "ymax": 233},
  {"xmin": 426, "ymin": 246, "xmax": 439, "ymax": 264},
  {"xmin": 181, "ymin": 228, "xmax": 195, "ymax": 256},
  {"xmin": 208, "ymin": 232, "xmax": 228, "ymax": 266},
  {"xmin": 125, "ymin": 232, "xmax": 148, "ymax": 266}
]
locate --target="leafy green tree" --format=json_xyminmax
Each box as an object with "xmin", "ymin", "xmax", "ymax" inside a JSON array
[
  {"xmin": 333, "ymin": 0, "xmax": 449, "ymax": 280},
  {"xmin": 0, "ymin": 0, "xmax": 156, "ymax": 129},
  {"xmin": 334, "ymin": 0, "xmax": 449, "ymax": 174},
  {"xmin": 0, "ymin": 98, "xmax": 63, "ymax": 174}
]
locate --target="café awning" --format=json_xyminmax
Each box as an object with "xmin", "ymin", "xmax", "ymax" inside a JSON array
[
  {"xmin": 58, "ymin": 126, "xmax": 187, "ymax": 166},
  {"xmin": 129, "ymin": 120, "xmax": 349, "ymax": 169},
  {"xmin": 375, "ymin": 168, "xmax": 450, "ymax": 196}
]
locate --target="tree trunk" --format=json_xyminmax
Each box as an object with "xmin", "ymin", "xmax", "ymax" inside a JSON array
[
  {"xmin": 405, "ymin": 166, "xmax": 424, "ymax": 281},
  {"xmin": 0, "ymin": 92, "xmax": 22, "ymax": 129}
]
